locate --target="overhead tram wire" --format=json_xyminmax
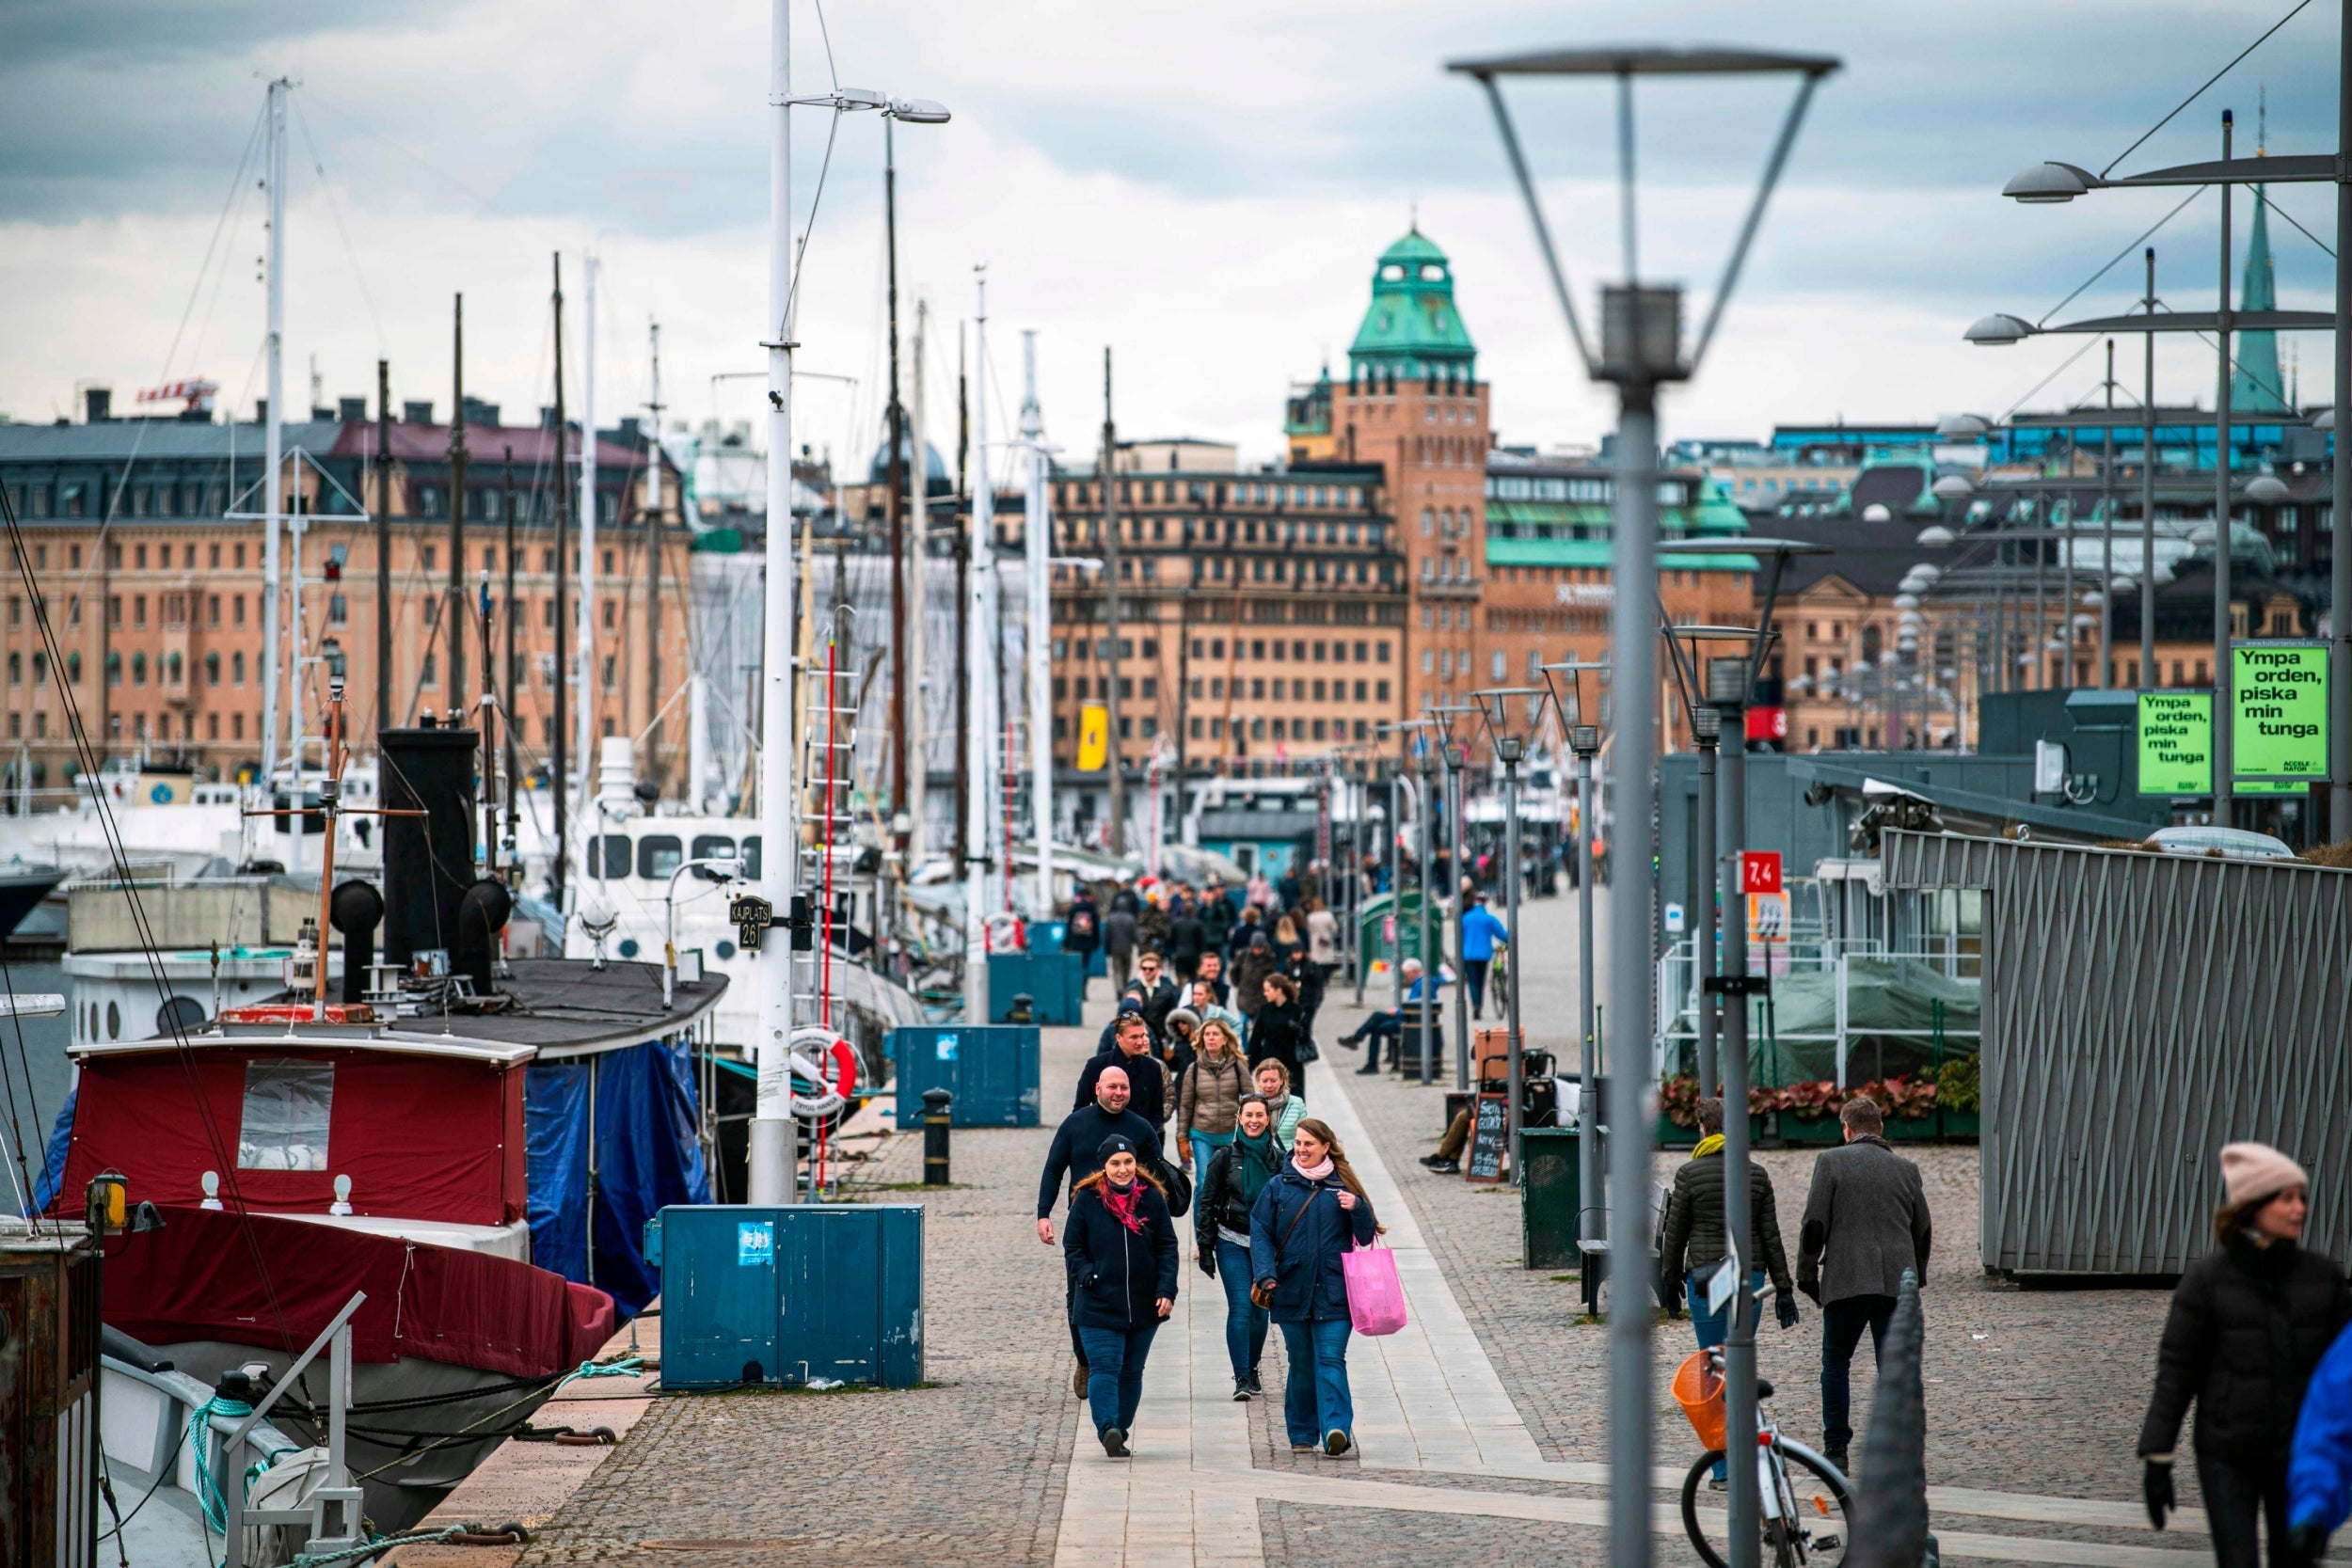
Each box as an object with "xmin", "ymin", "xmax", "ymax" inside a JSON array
[
  {"xmin": 1, "ymin": 483, "xmax": 300, "ymax": 1355},
  {"xmin": 2098, "ymin": 0, "xmax": 2315, "ymax": 179}
]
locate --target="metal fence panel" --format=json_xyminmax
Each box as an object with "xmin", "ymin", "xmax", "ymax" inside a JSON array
[{"xmin": 1881, "ymin": 830, "xmax": 2352, "ymax": 1275}]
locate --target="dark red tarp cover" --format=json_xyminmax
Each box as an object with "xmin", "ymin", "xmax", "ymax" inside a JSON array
[
  {"xmin": 103, "ymin": 1207, "xmax": 615, "ymax": 1377},
  {"xmin": 58, "ymin": 1047, "xmax": 527, "ymax": 1226}
]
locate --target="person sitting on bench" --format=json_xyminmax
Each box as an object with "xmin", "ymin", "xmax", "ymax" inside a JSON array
[{"xmin": 1335, "ymin": 959, "xmax": 1442, "ymax": 1074}]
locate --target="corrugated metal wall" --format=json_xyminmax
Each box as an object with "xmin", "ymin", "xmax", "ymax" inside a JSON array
[{"xmin": 1883, "ymin": 830, "xmax": 2352, "ymax": 1275}]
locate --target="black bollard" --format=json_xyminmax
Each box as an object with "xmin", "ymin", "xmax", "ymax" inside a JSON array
[
  {"xmin": 923, "ymin": 1087, "xmax": 954, "ymax": 1186},
  {"xmin": 1007, "ymin": 991, "xmax": 1035, "ymax": 1025}
]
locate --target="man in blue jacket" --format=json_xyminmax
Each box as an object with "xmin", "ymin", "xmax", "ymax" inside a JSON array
[
  {"xmin": 2290, "ymin": 1322, "xmax": 2352, "ymax": 1560},
  {"xmin": 1458, "ymin": 893, "xmax": 1510, "ymax": 1022}
]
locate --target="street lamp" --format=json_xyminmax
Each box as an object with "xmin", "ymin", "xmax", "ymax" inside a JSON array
[
  {"xmin": 1431, "ymin": 701, "xmax": 1485, "ymax": 1093},
  {"xmin": 1993, "ymin": 87, "xmax": 2347, "ymax": 823},
  {"xmin": 1374, "ymin": 719, "xmax": 1436, "ymax": 1041},
  {"xmin": 1473, "ymin": 685, "xmax": 1545, "ymax": 1176},
  {"xmin": 1536, "ymin": 659, "xmax": 1607, "ymax": 1246},
  {"xmin": 1451, "ymin": 44, "xmax": 1836, "ymax": 1568},
  {"xmin": 1658, "ymin": 626, "xmax": 1747, "ymax": 1101}
]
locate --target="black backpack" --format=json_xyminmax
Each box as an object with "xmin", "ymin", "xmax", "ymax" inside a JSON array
[{"xmin": 1152, "ymin": 1150, "xmax": 1193, "ymax": 1218}]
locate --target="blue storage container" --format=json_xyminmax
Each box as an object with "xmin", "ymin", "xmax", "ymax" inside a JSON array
[
  {"xmin": 1029, "ymin": 921, "xmax": 1106, "ymax": 976},
  {"xmin": 890, "ymin": 1025, "xmax": 1041, "ymax": 1128},
  {"xmin": 987, "ymin": 952, "xmax": 1085, "ymax": 1024},
  {"xmin": 644, "ymin": 1204, "xmax": 925, "ymax": 1389}
]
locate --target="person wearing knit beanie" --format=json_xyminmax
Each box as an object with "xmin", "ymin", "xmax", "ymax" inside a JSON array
[{"xmin": 2220, "ymin": 1142, "xmax": 2310, "ymax": 1212}]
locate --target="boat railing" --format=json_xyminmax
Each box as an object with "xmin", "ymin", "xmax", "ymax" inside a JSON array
[{"xmin": 100, "ymin": 1342, "xmax": 316, "ymax": 1543}]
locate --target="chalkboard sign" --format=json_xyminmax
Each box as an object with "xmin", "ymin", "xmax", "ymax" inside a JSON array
[{"xmin": 1465, "ymin": 1091, "xmax": 1510, "ymax": 1183}]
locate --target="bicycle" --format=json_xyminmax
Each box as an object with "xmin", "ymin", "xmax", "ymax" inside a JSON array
[{"xmin": 1675, "ymin": 1334, "xmax": 1854, "ymax": 1568}]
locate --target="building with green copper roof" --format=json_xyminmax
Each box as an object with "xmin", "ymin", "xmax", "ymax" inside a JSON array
[{"xmin": 1347, "ymin": 228, "xmax": 1477, "ymax": 381}]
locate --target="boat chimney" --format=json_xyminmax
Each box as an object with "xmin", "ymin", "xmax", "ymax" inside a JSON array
[
  {"xmin": 378, "ymin": 725, "xmax": 478, "ymax": 974},
  {"xmin": 329, "ymin": 879, "xmax": 383, "ymax": 1005},
  {"xmin": 454, "ymin": 878, "xmax": 513, "ymax": 993}
]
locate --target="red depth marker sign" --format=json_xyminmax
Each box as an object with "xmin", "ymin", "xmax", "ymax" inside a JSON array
[{"xmin": 1740, "ymin": 850, "xmax": 1783, "ymax": 895}]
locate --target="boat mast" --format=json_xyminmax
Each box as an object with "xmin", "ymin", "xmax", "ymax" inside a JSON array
[
  {"xmin": 375, "ymin": 359, "xmax": 393, "ymax": 733},
  {"xmin": 502, "ymin": 447, "xmax": 520, "ymax": 867},
  {"xmin": 1021, "ymin": 332, "xmax": 1052, "ymax": 915},
  {"xmin": 449, "ymin": 293, "xmax": 469, "ymax": 715},
  {"xmin": 645, "ymin": 321, "xmax": 666, "ymax": 790},
  {"xmin": 748, "ymin": 0, "xmax": 803, "ymax": 1205},
  {"xmin": 577, "ymin": 255, "xmax": 599, "ymax": 841},
  {"xmin": 963, "ymin": 269, "xmax": 993, "ymax": 1021},
  {"xmin": 907, "ymin": 299, "xmax": 930, "ymax": 871},
  {"xmin": 261, "ymin": 76, "xmax": 288, "ymax": 785},
  {"xmin": 549, "ymin": 255, "xmax": 570, "ymax": 906},
  {"xmin": 885, "ymin": 119, "xmax": 909, "ymax": 864}
]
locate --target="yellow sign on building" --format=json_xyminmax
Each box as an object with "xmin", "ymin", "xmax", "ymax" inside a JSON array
[{"xmin": 1076, "ymin": 705, "xmax": 1110, "ymax": 771}]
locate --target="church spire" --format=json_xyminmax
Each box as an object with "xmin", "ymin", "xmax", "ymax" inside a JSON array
[{"xmin": 2230, "ymin": 184, "xmax": 2293, "ymax": 414}]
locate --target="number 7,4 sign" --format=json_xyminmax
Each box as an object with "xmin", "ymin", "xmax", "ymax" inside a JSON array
[{"xmin": 1740, "ymin": 850, "xmax": 1783, "ymax": 895}]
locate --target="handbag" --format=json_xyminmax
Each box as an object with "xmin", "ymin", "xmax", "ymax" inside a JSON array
[
  {"xmin": 1249, "ymin": 1184, "xmax": 1316, "ymax": 1310},
  {"xmin": 1297, "ymin": 1035, "xmax": 1321, "ymax": 1065},
  {"xmin": 1152, "ymin": 1151, "xmax": 1193, "ymax": 1219},
  {"xmin": 1341, "ymin": 1236, "xmax": 1408, "ymax": 1337}
]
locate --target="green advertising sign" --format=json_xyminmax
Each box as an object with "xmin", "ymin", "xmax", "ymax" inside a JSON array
[
  {"xmin": 2137, "ymin": 690, "xmax": 2213, "ymax": 797},
  {"xmin": 2232, "ymin": 641, "xmax": 2330, "ymax": 780}
]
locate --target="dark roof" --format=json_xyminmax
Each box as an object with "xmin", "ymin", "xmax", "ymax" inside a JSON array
[
  {"xmin": 0, "ymin": 418, "xmax": 652, "ymax": 471},
  {"xmin": 1762, "ymin": 513, "xmax": 1934, "ymax": 598}
]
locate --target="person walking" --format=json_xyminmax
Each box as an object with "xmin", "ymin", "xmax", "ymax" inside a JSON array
[
  {"xmin": 1196, "ymin": 950, "xmax": 1232, "ymax": 1008},
  {"xmin": 2140, "ymin": 1143, "xmax": 2350, "ymax": 1566},
  {"xmin": 1249, "ymin": 1118, "xmax": 1380, "ymax": 1457},
  {"xmin": 1232, "ymin": 931, "xmax": 1279, "ymax": 1038},
  {"xmin": 1169, "ymin": 900, "xmax": 1207, "ymax": 982},
  {"xmin": 1064, "ymin": 1135, "xmax": 1178, "ymax": 1457},
  {"xmin": 1132, "ymin": 951, "xmax": 1180, "ymax": 1037},
  {"xmin": 1457, "ymin": 892, "xmax": 1510, "ymax": 1022},
  {"xmin": 2288, "ymin": 1321, "xmax": 2352, "ymax": 1561},
  {"xmin": 1177, "ymin": 1016, "xmax": 1250, "ymax": 1174},
  {"xmin": 1076, "ymin": 1010, "xmax": 1169, "ymax": 1128},
  {"xmin": 1254, "ymin": 1059, "xmax": 1305, "ymax": 1147},
  {"xmin": 1200, "ymin": 885, "xmax": 1234, "ymax": 958},
  {"xmin": 1065, "ymin": 890, "xmax": 1103, "ymax": 999},
  {"xmin": 1795, "ymin": 1094, "xmax": 1932, "ymax": 1476},
  {"xmin": 1104, "ymin": 902, "xmax": 1139, "ymax": 993},
  {"xmin": 1660, "ymin": 1097, "xmax": 1801, "ymax": 1486},
  {"xmin": 1249, "ymin": 972, "xmax": 1312, "ymax": 1095},
  {"xmin": 1039, "ymin": 1068, "xmax": 1166, "ymax": 1398},
  {"xmin": 1196, "ymin": 1093, "xmax": 1284, "ymax": 1400},
  {"xmin": 1188, "ymin": 976, "xmax": 1244, "ymax": 1037}
]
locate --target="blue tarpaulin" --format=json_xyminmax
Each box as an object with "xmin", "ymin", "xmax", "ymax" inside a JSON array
[
  {"xmin": 29, "ymin": 1087, "xmax": 73, "ymax": 1215},
  {"xmin": 524, "ymin": 1037, "xmax": 709, "ymax": 1318}
]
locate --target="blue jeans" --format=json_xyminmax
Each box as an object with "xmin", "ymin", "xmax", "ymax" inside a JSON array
[
  {"xmin": 1278, "ymin": 1316, "xmax": 1354, "ymax": 1448},
  {"xmin": 1216, "ymin": 1240, "xmax": 1269, "ymax": 1380},
  {"xmin": 1189, "ymin": 1130, "xmax": 1233, "ymax": 1174},
  {"xmin": 1820, "ymin": 1294, "xmax": 1896, "ymax": 1451},
  {"xmin": 1688, "ymin": 1269, "xmax": 1765, "ymax": 1478},
  {"xmin": 1075, "ymin": 1323, "xmax": 1159, "ymax": 1437}
]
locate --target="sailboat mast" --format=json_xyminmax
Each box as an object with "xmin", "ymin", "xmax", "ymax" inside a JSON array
[
  {"xmin": 748, "ymin": 0, "xmax": 803, "ymax": 1204},
  {"xmin": 963, "ymin": 269, "xmax": 993, "ymax": 1022},
  {"xmin": 577, "ymin": 255, "xmax": 599, "ymax": 830},
  {"xmin": 503, "ymin": 448, "xmax": 520, "ymax": 864},
  {"xmin": 449, "ymin": 293, "xmax": 469, "ymax": 713},
  {"xmin": 374, "ymin": 359, "xmax": 392, "ymax": 733},
  {"xmin": 1021, "ymin": 332, "xmax": 1052, "ymax": 915},
  {"xmin": 549, "ymin": 255, "xmax": 570, "ymax": 906},
  {"xmin": 645, "ymin": 321, "xmax": 666, "ymax": 789},
  {"xmin": 885, "ymin": 119, "xmax": 909, "ymax": 850},
  {"xmin": 260, "ymin": 76, "xmax": 288, "ymax": 784},
  {"xmin": 907, "ymin": 300, "xmax": 929, "ymax": 869}
]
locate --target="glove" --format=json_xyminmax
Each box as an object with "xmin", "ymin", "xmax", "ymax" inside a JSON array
[
  {"xmin": 2285, "ymin": 1521, "xmax": 2327, "ymax": 1565},
  {"xmin": 2142, "ymin": 1457, "xmax": 2174, "ymax": 1531},
  {"xmin": 1198, "ymin": 1247, "xmax": 1217, "ymax": 1280},
  {"xmin": 1774, "ymin": 1291, "xmax": 1800, "ymax": 1330}
]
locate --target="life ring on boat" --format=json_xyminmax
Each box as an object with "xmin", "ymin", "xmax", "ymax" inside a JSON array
[
  {"xmin": 985, "ymin": 911, "xmax": 1025, "ymax": 954},
  {"xmin": 786, "ymin": 1026, "xmax": 858, "ymax": 1123}
]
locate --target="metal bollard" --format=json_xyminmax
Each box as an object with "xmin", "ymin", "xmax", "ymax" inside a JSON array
[
  {"xmin": 1008, "ymin": 991, "xmax": 1035, "ymax": 1024},
  {"xmin": 923, "ymin": 1087, "xmax": 954, "ymax": 1186}
]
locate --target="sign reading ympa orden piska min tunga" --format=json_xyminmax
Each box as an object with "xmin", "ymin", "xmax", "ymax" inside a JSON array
[{"xmin": 2231, "ymin": 642, "xmax": 2330, "ymax": 780}]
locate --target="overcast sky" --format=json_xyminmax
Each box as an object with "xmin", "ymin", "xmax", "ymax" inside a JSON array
[{"xmin": 0, "ymin": 0, "xmax": 2337, "ymax": 479}]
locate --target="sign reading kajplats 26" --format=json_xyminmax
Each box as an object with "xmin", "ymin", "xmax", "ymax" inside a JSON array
[{"xmin": 2232, "ymin": 642, "xmax": 2330, "ymax": 780}]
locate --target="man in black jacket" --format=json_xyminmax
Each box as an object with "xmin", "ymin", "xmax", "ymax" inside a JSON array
[
  {"xmin": 1038, "ymin": 1067, "xmax": 1165, "ymax": 1394},
  {"xmin": 1660, "ymin": 1098, "xmax": 1799, "ymax": 1337},
  {"xmin": 1076, "ymin": 1013, "xmax": 1168, "ymax": 1127},
  {"xmin": 1132, "ymin": 951, "xmax": 1180, "ymax": 1037},
  {"xmin": 1797, "ymin": 1095, "xmax": 1932, "ymax": 1473}
]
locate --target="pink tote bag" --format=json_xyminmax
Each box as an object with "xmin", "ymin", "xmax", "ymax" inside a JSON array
[{"xmin": 1342, "ymin": 1238, "xmax": 1408, "ymax": 1337}]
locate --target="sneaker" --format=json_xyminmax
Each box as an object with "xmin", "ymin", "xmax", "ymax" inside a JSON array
[
  {"xmin": 1355, "ymin": 1066, "xmax": 1381, "ymax": 1076},
  {"xmin": 1425, "ymin": 1159, "xmax": 1461, "ymax": 1175},
  {"xmin": 1706, "ymin": 1475, "xmax": 1727, "ymax": 1493},
  {"xmin": 1825, "ymin": 1445, "xmax": 1850, "ymax": 1477},
  {"xmin": 1232, "ymin": 1377, "xmax": 1251, "ymax": 1402},
  {"xmin": 1418, "ymin": 1153, "xmax": 1449, "ymax": 1169},
  {"xmin": 1324, "ymin": 1430, "xmax": 1352, "ymax": 1457},
  {"xmin": 1101, "ymin": 1427, "xmax": 1128, "ymax": 1458},
  {"xmin": 1073, "ymin": 1361, "xmax": 1089, "ymax": 1398},
  {"xmin": 1290, "ymin": 1443, "xmax": 1318, "ymax": 1452},
  {"xmin": 1246, "ymin": 1370, "xmax": 1263, "ymax": 1396}
]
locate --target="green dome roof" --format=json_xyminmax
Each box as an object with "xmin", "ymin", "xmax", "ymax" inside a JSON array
[{"xmin": 1348, "ymin": 226, "xmax": 1475, "ymax": 376}]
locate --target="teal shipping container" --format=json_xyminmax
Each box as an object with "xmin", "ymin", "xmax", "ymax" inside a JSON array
[
  {"xmin": 890, "ymin": 1025, "xmax": 1041, "ymax": 1128},
  {"xmin": 644, "ymin": 1205, "xmax": 925, "ymax": 1389},
  {"xmin": 987, "ymin": 952, "xmax": 1085, "ymax": 1024}
]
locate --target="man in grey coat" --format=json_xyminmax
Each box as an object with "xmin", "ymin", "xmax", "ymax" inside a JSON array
[{"xmin": 1797, "ymin": 1094, "xmax": 1932, "ymax": 1474}]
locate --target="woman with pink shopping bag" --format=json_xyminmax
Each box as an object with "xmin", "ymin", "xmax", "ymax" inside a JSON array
[{"xmin": 1248, "ymin": 1119, "xmax": 1391, "ymax": 1457}]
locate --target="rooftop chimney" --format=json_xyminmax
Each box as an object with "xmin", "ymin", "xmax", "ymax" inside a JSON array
[
  {"xmin": 338, "ymin": 396, "xmax": 367, "ymax": 422},
  {"xmin": 403, "ymin": 400, "xmax": 435, "ymax": 425}
]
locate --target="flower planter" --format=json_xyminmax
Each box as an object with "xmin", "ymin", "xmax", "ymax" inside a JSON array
[
  {"xmin": 1772, "ymin": 1115, "xmax": 1843, "ymax": 1145},
  {"xmin": 1939, "ymin": 1110, "xmax": 1980, "ymax": 1141},
  {"xmin": 1883, "ymin": 1116, "xmax": 1938, "ymax": 1141}
]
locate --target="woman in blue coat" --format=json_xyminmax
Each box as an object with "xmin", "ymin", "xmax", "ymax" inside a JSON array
[
  {"xmin": 1248, "ymin": 1117, "xmax": 1380, "ymax": 1456},
  {"xmin": 1063, "ymin": 1134, "xmax": 1178, "ymax": 1457}
]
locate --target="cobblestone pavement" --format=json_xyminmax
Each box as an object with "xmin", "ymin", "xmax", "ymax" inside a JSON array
[{"xmin": 518, "ymin": 1006, "xmax": 1104, "ymax": 1567}]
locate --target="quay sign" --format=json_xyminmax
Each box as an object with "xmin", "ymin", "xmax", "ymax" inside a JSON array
[{"xmin": 2233, "ymin": 641, "xmax": 2329, "ymax": 781}]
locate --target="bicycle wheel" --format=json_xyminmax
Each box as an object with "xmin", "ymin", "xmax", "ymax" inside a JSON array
[{"xmin": 1680, "ymin": 1447, "xmax": 1853, "ymax": 1568}]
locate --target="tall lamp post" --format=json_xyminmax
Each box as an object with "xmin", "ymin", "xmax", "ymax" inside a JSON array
[
  {"xmin": 1538, "ymin": 659, "xmax": 1608, "ymax": 1244},
  {"xmin": 750, "ymin": 20, "xmax": 947, "ymax": 1205},
  {"xmin": 1990, "ymin": 85, "xmax": 2345, "ymax": 823},
  {"xmin": 1452, "ymin": 46, "xmax": 1836, "ymax": 1568},
  {"xmin": 1474, "ymin": 686, "xmax": 1546, "ymax": 1172},
  {"xmin": 1415, "ymin": 745, "xmax": 1440, "ymax": 1085}
]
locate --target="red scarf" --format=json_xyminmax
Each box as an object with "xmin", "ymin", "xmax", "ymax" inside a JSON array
[{"xmin": 1102, "ymin": 1178, "xmax": 1145, "ymax": 1234}]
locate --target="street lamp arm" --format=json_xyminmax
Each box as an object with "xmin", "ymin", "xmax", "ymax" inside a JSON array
[
  {"xmin": 1468, "ymin": 75, "xmax": 1597, "ymax": 372},
  {"xmin": 2106, "ymin": 151, "xmax": 2332, "ymax": 188},
  {"xmin": 1690, "ymin": 69, "xmax": 1828, "ymax": 373}
]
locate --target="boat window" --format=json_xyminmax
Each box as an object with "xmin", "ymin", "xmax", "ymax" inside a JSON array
[
  {"xmin": 597, "ymin": 833, "xmax": 631, "ymax": 879},
  {"xmin": 738, "ymin": 836, "xmax": 762, "ymax": 881},
  {"xmin": 105, "ymin": 1001, "xmax": 119, "ymax": 1040},
  {"xmin": 638, "ymin": 835, "xmax": 685, "ymax": 880},
  {"xmin": 237, "ymin": 1059, "xmax": 333, "ymax": 1171},
  {"xmin": 155, "ymin": 996, "xmax": 204, "ymax": 1036},
  {"xmin": 691, "ymin": 834, "xmax": 736, "ymax": 865}
]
